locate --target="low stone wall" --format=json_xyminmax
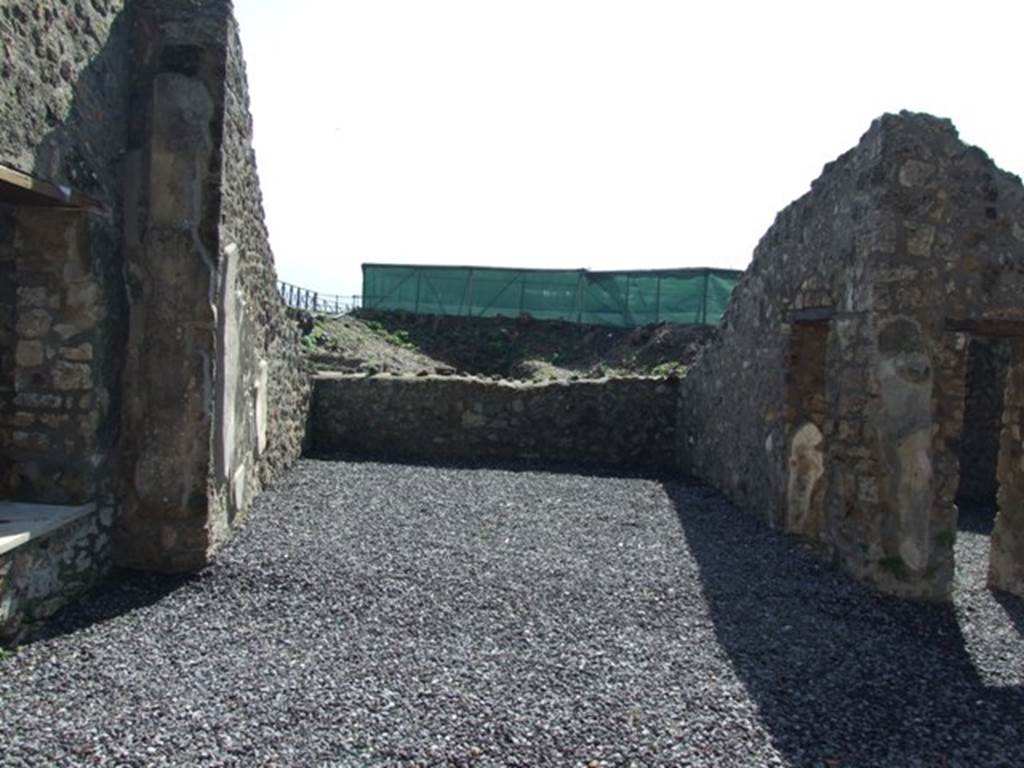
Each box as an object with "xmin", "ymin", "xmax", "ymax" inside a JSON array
[
  {"xmin": 0, "ymin": 506, "xmax": 112, "ymax": 644},
  {"xmin": 313, "ymin": 374, "xmax": 678, "ymax": 469}
]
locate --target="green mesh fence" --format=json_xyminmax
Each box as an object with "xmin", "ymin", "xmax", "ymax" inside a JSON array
[{"xmin": 362, "ymin": 264, "xmax": 742, "ymax": 327}]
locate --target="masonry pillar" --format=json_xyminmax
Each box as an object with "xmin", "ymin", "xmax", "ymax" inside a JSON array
[
  {"xmin": 116, "ymin": 3, "xmax": 230, "ymax": 572},
  {"xmin": 989, "ymin": 338, "xmax": 1024, "ymax": 595}
]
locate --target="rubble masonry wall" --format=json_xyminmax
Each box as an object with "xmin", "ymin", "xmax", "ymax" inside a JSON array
[{"xmin": 313, "ymin": 374, "xmax": 678, "ymax": 469}]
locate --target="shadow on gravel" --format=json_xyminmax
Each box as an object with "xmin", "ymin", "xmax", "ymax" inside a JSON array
[
  {"xmin": 27, "ymin": 569, "xmax": 198, "ymax": 647},
  {"xmin": 306, "ymin": 450, "xmax": 674, "ymax": 481},
  {"xmin": 995, "ymin": 593, "xmax": 1024, "ymax": 637},
  {"xmin": 663, "ymin": 481, "xmax": 1024, "ymax": 767}
]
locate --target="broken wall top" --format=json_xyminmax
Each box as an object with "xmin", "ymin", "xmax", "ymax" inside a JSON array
[{"xmin": 729, "ymin": 111, "xmax": 1024, "ymax": 332}]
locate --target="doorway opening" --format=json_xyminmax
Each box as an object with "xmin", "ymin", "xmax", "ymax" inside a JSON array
[
  {"xmin": 785, "ymin": 318, "xmax": 829, "ymax": 539},
  {"xmin": 954, "ymin": 336, "xmax": 1009, "ymax": 536}
]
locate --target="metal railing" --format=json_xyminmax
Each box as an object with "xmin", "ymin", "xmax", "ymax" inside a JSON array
[{"xmin": 278, "ymin": 281, "xmax": 361, "ymax": 314}]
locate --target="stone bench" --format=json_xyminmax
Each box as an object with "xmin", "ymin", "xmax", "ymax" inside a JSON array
[{"xmin": 0, "ymin": 501, "xmax": 112, "ymax": 644}]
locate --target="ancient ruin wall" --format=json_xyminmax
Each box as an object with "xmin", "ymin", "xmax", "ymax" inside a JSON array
[
  {"xmin": 882, "ymin": 119, "xmax": 1024, "ymax": 597},
  {"xmin": 992, "ymin": 340, "xmax": 1024, "ymax": 593},
  {"xmin": 206, "ymin": 17, "xmax": 312, "ymax": 543},
  {"xmin": 0, "ymin": 504, "xmax": 113, "ymax": 644},
  {"xmin": 0, "ymin": 0, "xmax": 132, "ymax": 198},
  {"xmin": 118, "ymin": 1, "xmax": 310, "ymax": 571},
  {"xmin": 1, "ymin": 1, "xmax": 310, "ymax": 574},
  {"xmin": 116, "ymin": 0, "xmax": 233, "ymax": 571},
  {"xmin": 0, "ymin": 208, "xmax": 14, "ymax": 492},
  {"xmin": 678, "ymin": 123, "xmax": 884, "ymax": 533},
  {"xmin": 0, "ymin": 208, "xmax": 104, "ymax": 503},
  {"xmin": 0, "ymin": 0, "xmax": 133, "ymax": 508},
  {"xmin": 680, "ymin": 113, "xmax": 1024, "ymax": 599},
  {"xmin": 314, "ymin": 374, "xmax": 678, "ymax": 469}
]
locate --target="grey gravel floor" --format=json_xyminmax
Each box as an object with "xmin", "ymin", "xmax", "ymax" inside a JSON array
[{"xmin": 2, "ymin": 459, "xmax": 1023, "ymax": 767}]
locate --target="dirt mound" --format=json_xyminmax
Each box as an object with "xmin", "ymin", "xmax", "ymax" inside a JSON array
[{"xmin": 301, "ymin": 310, "xmax": 716, "ymax": 380}]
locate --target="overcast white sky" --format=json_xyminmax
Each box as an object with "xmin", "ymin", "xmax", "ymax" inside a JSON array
[{"xmin": 234, "ymin": 0, "xmax": 1024, "ymax": 300}]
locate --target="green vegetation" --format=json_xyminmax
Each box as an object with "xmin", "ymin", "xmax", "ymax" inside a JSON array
[
  {"xmin": 364, "ymin": 320, "xmax": 417, "ymax": 351},
  {"xmin": 302, "ymin": 320, "xmax": 330, "ymax": 353},
  {"xmin": 299, "ymin": 309, "xmax": 716, "ymax": 382}
]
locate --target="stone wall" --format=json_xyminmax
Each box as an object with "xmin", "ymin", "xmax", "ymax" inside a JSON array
[
  {"xmin": 991, "ymin": 339, "xmax": 1024, "ymax": 593},
  {"xmin": 0, "ymin": 506, "xmax": 113, "ymax": 644},
  {"xmin": 0, "ymin": 208, "xmax": 105, "ymax": 504},
  {"xmin": 313, "ymin": 374, "xmax": 678, "ymax": 469},
  {"xmin": 0, "ymin": 0, "xmax": 132, "ymax": 508},
  {"xmin": 1, "ymin": 0, "xmax": 310, "ymax": 579},
  {"xmin": 116, "ymin": 1, "xmax": 310, "ymax": 571},
  {"xmin": 678, "ymin": 120, "xmax": 882, "ymax": 536},
  {"xmin": 0, "ymin": 207, "xmax": 14, "ymax": 492},
  {"xmin": 679, "ymin": 112, "xmax": 1024, "ymax": 600},
  {"xmin": 0, "ymin": 0, "xmax": 133, "ymax": 199},
  {"xmin": 207, "ymin": 17, "xmax": 311, "ymax": 543},
  {"xmin": 0, "ymin": 1, "xmax": 134, "ymax": 642},
  {"xmin": 116, "ymin": 0, "xmax": 235, "ymax": 571}
]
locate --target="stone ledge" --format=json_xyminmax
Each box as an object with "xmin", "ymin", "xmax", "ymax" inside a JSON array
[
  {"xmin": 0, "ymin": 501, "xmax": 98, "ymax": 556},
  {"xmin": 0, "ymin": 500, "xmax": 110, "ymax": 644}
]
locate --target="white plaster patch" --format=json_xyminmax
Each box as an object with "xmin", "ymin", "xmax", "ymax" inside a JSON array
[
  {"xmin": 216, "ymin": 250, "xmax": 242, "ymax": 483},
  {"xmin": 232, "ymin": 461, "xmax": 247, "ymax": 512},
  {"xmin": 896, "ymin": 429, "xmax": 933, "ymax": 571},
  {"xmin": 255, "ymin": 359, "xmax": 269, "ymax": 456},
  {"xmin": 786, "ymin": 422, "xmax": 825, "ymax": 537},
  {"xmin": 876, "ymin": 353, "xmax": 935, "ymax": 574}
]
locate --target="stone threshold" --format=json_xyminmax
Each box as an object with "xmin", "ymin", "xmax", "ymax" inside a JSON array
[{"xmin": 0, "ymin": 501, "xmax": 98, "ymax": 557}]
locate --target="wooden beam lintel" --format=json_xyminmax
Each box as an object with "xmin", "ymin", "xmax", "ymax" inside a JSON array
[{"xmin": 0, "ymin": 163, "xmax": 102, "ymax": 210}]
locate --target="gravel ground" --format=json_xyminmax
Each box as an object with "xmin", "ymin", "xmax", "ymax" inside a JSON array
[{"xmin": 2, "ymin": 459, "xmax": 1023, "ymax": 767}]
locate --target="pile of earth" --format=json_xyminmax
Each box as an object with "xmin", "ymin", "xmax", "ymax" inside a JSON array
[{"xmin": 298, "ymin": 309, "xmax": 716, "ymax": 381}]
